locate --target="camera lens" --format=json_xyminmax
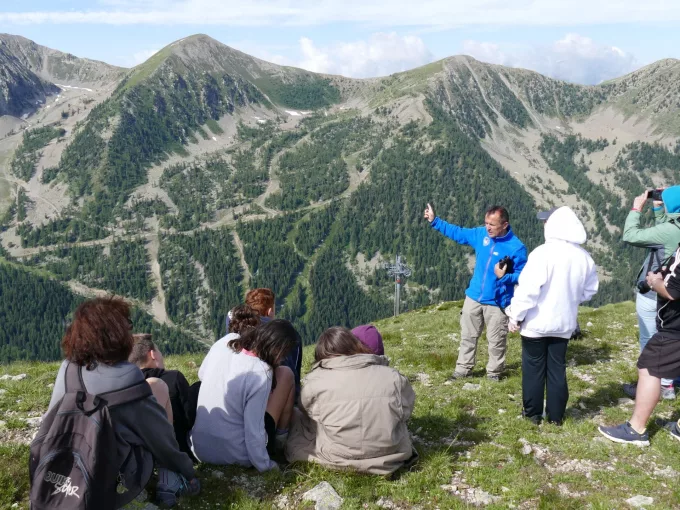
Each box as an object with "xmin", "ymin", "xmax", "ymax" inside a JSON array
[{"xmin": 637, "ymin": 281, "xmax": 651, "ymax": 294}]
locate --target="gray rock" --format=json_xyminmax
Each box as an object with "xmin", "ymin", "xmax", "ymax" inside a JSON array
[
  {"xmin": 462, "ymin": 383, "xmax": 481, "ymax": 391},
  {"xmin": 274, "ymin": 494, "xmax": 290, "ymax": 509},
  {"xmin": 521, "ymin": 444, "xmax": 533, "ymax": 455},
  {"xmin": 0, "ymin": 389, "xmax": 7, "ymax": 395},
  {"xmin": 469, "ymin": 488, "xmax": 500, "ymax": 505},
  {"xmin": 376, "ymin": 497, "xmax": 397, "ymax": 509},
  {"xmin": 12, "ymin": 374, "xmax": 27, "ymax": 381},
  {"xmin": 25, "ymin": 417, "xmax": 43, "ymax": 427},
  {"xmin": 626, "ymin": 495, "xmax": 653, "ymax": 508},
  {"xmin": 302, "ymin": 482, "xmax": 343, "ymax": 510},
  {"xmin": 618, "ymin": 398, "xmax": 634, "ymax": 406},
  {"xmin": 211, "ymin": 470, "xmax": 225, "ymax": 479},
  {"xmin": 0, "ymin": 420, "xmax": 6, "ymax": 429},
  {"xmin": 586, "ymin": 321, "xmax": 594, "ymax": 327},
  {"xmin": 0, "ymin": 375, "xmax": 11, "ymax": 381}
]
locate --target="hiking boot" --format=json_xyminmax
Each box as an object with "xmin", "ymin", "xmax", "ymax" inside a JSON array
[
  {"xmin": 487, "ymin": 374, "xmax": 501, "ymax": 382},
  {"xmin": 156, "ymin": 473, "xmax": 200, "ymax": 508},
  {"xmin": 661, "ymin": 385, "xmax": 676, "ymax": 400},
  {"xmin": 447, "ymin": 372, "xmax": 469, "ymax": 381},
  {"xmin": 622, "ymin": 382, "xmax": 637, "ymax": 399},
  {"xmin": 664, "ymin": 422, "xmax": 680, "ymax": 443},
  {"xmin": 156, "ymin": 487, "xmax": 178, "ymax": 508},
  {"xmin": 598, "ymin": 422, "xmax": 650, "ymax": 446}
]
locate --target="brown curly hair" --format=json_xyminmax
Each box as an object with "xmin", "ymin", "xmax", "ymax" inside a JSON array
[
  {"xmin": 245, "ymin": 288, "xmax": 275, "ymax": 317},
  {"xmin": 61, "ymin": 297, "xmax": 134, "ymax": 370},
  {"xmin": 228, "ymin": 304, "xmax": 260, "ymax": 335}
]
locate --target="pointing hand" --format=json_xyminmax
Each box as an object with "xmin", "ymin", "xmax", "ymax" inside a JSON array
[{"xmin": 424, "ymin": 203, "xmax": 435, "ymax": 223}]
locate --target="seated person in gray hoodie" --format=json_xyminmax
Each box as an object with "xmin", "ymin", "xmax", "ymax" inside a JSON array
[{"xmin": 47, "ymin": 297, "xmax": 199, "ymax": 509}]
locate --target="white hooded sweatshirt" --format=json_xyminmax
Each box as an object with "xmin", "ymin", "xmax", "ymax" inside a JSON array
[{"xmin": 507, "ymin": 207, "xmax": 599, "ymax": 339}]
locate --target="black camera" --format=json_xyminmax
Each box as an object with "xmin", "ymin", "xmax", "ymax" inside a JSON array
[
  {"xmin": 498, "ymin": 256, "xmax": 514, "ymax": 273},
  {"xmin": 637, "ymin": 271, "xmax": 660, "ymax": 294},
  {"xmin": 647, "ymin": 189, "xmax": 664, "ymax": 201},
  {"xmin": 637, "ymin": 280, "xmax": 652, "ymax": 294}
]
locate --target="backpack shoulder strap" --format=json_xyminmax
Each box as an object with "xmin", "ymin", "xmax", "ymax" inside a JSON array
[
  {"xmin": 64, "ymin": 361, "xmax": 86, "ymax": 394},
  {"xmin": 99, "ymin": 380, "xmax": 152, "ymax": 409}
]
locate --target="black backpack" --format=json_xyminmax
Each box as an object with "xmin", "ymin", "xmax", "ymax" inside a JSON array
[{"xmin": 29, "ymin": 362, "xmax": 152, "ymax": 510}]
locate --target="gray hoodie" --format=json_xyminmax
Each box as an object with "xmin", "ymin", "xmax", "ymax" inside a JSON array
[{"xmin": 48, "ymin": 360, "xmax": 195, "ymax": 501}]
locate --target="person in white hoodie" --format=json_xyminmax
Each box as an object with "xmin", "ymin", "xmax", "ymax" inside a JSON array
[{"xmin": 506, "ymin": 206, "xmax": 599, "ymax": 425}]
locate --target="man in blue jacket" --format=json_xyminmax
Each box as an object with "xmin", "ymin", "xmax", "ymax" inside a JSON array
[{"xmin": 424, "ymin": 203, "xmax": 528, "ymax": 381}]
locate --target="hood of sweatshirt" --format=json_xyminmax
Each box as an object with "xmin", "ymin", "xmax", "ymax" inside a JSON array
[
  {"xmin": 544, "ymin": 206, "xmax": 587, "ymax": 245},
  {"xmin": 312, "ymin": 353, "xmax": 389, "ymax": 371},
  {"xmin": 141, "ymin": 367, "xmax": 167, "ymax": 379}
]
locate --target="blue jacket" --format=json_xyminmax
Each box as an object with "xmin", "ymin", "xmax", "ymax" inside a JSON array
[{"xmin": 431, "ymin": 217, "xmax": 528, "ymax": 308}]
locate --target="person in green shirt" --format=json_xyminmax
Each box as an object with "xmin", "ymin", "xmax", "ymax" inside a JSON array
[{"xmin": 622, "ymin": 186, "xmax": 680, "ymax": 400}]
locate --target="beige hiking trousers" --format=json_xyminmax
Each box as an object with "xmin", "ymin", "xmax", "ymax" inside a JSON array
[{"xmin": 454, "ymin": 296, "xmax": 508, "ymax": 377}]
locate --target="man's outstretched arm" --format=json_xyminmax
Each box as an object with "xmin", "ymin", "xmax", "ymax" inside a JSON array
[{"xmin": 424, "ymin": 203, "xmax": 477, "ymax": 247}]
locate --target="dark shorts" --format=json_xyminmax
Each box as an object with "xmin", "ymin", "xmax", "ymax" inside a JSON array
[
  {"xmin": 637, "ymin": 333, "xmax": 680, "ymax": 379},
  {"xmin": 264, "ymin": 411, "xmax": 276, "ymax": 456}
]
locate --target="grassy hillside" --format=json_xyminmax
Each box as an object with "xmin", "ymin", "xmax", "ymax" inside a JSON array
[{"xmin": 1, "ymin": 300, "xmax": 679, "ymax": 509}]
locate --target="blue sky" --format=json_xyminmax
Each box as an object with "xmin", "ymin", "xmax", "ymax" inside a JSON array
[{"xmin": 2, "ymin": 1, "xmax": 679, "ymax": 84}]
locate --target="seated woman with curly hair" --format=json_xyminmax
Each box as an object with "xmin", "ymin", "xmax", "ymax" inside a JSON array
[
  {"xmin": 46, "ymin": 297, "xmax": 199, "ymax": 508},
  {"xmin": 190, "ymin": 309, "xmax": 297, "ymax": 471}
]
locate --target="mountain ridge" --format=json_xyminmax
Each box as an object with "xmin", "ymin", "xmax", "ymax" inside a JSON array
[
  {"xmin": 1, "ymin": 33, "xmax": 680, "ymax": 360},
  {"xmin": 0, "ymin": 33, "xmax": 124, "ymax": 86}
]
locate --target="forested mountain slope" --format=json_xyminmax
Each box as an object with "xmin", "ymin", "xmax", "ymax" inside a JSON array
[{"xmin": 1, "ymin": 34, "xmax": 679, "ymax": 361}]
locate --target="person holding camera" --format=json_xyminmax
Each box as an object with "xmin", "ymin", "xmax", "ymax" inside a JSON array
[
  {"xmin": 621, "ymin": 186, "xmax": 680, "ymax": 401},
  {"xmin": 424, "ymin": 203, "xmax": 527, "ymax": 381},
  {"xmin": 506, "ymin": 207, "xmax": 598, "ymax": 424},
  {"xmin": 599, "ymin": 241, "xmax": 680, "ymax": 446}
]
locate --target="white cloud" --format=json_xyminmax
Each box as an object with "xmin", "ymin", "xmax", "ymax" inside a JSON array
[
  {"xmin": 296, "ymin": 33, "xmax": 433, "ymax": 78},
  {"xmin": 3, "ymin": 1, "xmax": 680, "ymax": 27},
  {"xmin": 463, "ymin": 33, "xmax": 638, "ymax": 84}
]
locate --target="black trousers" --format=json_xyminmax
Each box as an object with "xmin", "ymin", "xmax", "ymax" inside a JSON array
[{"xmin": 521, "ymin": 336, "xmax": 569, "ymax": 424}]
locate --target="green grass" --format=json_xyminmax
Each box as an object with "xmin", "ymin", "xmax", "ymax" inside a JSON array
[
  {"xmin": 369, "ymin": 60, "xmax": 445, "ymax": 108},
  {"xmin": 206, "ymin": 119, "xmax": 224, "ymax": 135},
  {"xmin": 120, "ymin": 47, "xmax": 173, "ymax": 91},
  {"xmin": 2, "ymin": 301, "xmax": 678, "ymax": 509}
]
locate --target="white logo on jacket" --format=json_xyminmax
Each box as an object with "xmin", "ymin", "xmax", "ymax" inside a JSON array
[
  {"xmin": 45, "ymin": 470, "xmax": 80, "ymax": 499},
  {"xmin": 483, "ymin": 237, "xmax": 490, "ymax": 246}
]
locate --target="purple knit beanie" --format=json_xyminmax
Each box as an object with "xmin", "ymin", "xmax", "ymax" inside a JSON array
[{"xmin": 351, "ymin": 325, "xmax": 384, "ymax": 356}]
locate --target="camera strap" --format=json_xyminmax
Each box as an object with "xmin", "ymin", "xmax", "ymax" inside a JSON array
[{"xmin": 646, "ymin": 248, "xmax": 660, "ymax": 276}]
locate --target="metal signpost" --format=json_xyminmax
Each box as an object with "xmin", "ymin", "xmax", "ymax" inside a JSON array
[{"xmin": 385, "ymin": 254, "xmax": 412, "ymax": 316}]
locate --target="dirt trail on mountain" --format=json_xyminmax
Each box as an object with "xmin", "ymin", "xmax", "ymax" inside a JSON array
[
  {"xmin": 9, "ymin": 234, "xmax": 121, "ymax": 258},
  {"xmin": 67, "ymin": 280, "xmax": 152, "ymax": 316},
  {"xmin": 193, "ymin": 260, "xmax": 212, "ymax": 338},
  {"xmin": 231, "ymin": 229, "xmax": 251, "ymax": 291},
  {"xmin": 146, "ymin": 224, "xmax": 170, "ymax": 326}
]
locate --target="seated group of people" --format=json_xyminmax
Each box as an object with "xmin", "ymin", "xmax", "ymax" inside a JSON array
[{"xmin": 41, "ymin": 288, "xmax": 415, "ymax": 508}]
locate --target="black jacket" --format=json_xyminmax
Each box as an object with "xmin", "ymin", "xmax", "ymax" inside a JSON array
[
  {"xmin": 657, "ymin": 248, "xmax": 680, "ymax": 338},
  {"xmin": 142, "ymin": 368, "xmax": 195, "ymax": 457},
  {"xmin": 281, "ymin": 342, "xmax": 302, "ymax": 403}
]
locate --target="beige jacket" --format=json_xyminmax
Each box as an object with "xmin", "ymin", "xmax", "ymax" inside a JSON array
[{"xmin": 285, "ymin": 354, "xmax": 416, "ymax": 475}]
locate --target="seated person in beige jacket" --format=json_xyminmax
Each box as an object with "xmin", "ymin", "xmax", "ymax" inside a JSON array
[{"xmin": 285, "ymin": 327, "xmax": 416, "ymax": 475}]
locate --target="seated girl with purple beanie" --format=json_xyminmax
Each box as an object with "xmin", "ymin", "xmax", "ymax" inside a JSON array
[{"xmin": 351, "ymin": 325, "xmax": 385, "ymax": 356}]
